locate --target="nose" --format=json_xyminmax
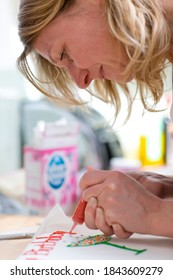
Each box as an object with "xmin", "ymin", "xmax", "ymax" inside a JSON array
[{"xmin": 67, "ymin": 64, "xmax": 92, "ymax": 89}]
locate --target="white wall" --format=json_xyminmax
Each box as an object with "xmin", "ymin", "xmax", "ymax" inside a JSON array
[
  {"xmin": 0, "ymin": 1, "xmax": 24, "ymax": 173},
  {"xmin": 83, "ymin": 64, "xmax": 172, "ymax": 160}
]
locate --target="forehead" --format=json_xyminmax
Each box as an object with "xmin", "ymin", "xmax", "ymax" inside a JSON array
[
  {"xmin": 33, "ymin": 2, "xmax": 104, "ymax": 60},
  {"xmin": 32, "ymin": 12, "xmax": 71, "ymax": 61},
  {"xmin": 34, "ymin": 0, "xmax": 93, "ymax": 41}
]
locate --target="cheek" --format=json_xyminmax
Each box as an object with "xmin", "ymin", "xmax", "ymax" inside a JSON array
[
  {"xmin": 72, "ymin": 46, "xmax": 97, "ymax": 68},
  {"xmin": 69, "ymin": 31, "xmax": 105, "ymax": 66},
  {"xmin": 103, "ymin": 62, "xmax": 133, "ymax": 83}
]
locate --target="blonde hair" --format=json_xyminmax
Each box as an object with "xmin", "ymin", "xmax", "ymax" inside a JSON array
[{"xmin": 17, "ymin": 0, "xmax": 171, "ymax": 120}]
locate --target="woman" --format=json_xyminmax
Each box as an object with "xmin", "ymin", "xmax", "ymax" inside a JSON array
[{"xmin": 17, "ymin": 0, "xmax": 173, "ymax": 238}]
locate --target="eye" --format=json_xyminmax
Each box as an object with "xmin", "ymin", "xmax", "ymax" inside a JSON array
[{"xmin": 60, "ymin": 49, "xmax": 69, "ymax": 61}]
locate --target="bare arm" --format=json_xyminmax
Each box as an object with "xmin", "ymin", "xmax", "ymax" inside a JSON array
[{"xmin": 126, "ymin": 171, "xmax": 173, "ymax": 199}]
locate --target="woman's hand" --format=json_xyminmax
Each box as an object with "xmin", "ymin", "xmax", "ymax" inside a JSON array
[
  {"xmin": 80, "ymin": 170, "xmax": 162, "ymax": 238},
  {"xmin": 84, "ymin": 196, "xmax": 132, "ymax": 238}
]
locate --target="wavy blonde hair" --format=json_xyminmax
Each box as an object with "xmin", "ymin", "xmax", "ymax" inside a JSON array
[{"xmin": 17, "ymin": 0, "xmax": 171, "ymax": 120}]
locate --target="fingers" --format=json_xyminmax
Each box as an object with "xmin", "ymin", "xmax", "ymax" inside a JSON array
[
  {"xmin": 81, "ymin": 170, "xmax": 136, "ymax": 238},
  {"xmin": 85, "ymin": 197, "xmax": 98, "ymax": 229},
  {"xmin": 82, "ymin": 184, "xmax": 104, "ymax": 201},
  {"xmin": 112, "ymin": 224, "xmax": 133, "ymax": 239},
  {"xmin": 80, "ymin": 170, "xmax": 111, "ymax": 191},
  {"xmin": 95, "ymin": 207, "xmax": 114, "ymax": 236},
  {"xmin": 85, "ymin": 197, "xmax": 132, "ymax": 238},
  {"xmin": 85, "ymin": 197, "xmax": 113, "ymax": 235}
]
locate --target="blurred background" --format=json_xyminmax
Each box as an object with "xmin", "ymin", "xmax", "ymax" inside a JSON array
[{"xmin": 0, "ymin": 1, "xmax": 172, "ymax": 216}]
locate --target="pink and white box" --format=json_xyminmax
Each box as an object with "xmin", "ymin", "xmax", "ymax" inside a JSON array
[{"xmin": 23, "ymin": 120, "xmax": 79, "ymax": 215}]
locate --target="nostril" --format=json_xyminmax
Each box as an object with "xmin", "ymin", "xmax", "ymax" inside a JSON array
[{"xmin": 84, "ymin": 74, "xmax": 89, "ymax": 85}]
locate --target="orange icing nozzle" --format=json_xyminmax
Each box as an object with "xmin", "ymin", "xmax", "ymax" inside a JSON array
[{"xmin": 72, "ymin": 199, "xmax": 87, "ymax": 225}]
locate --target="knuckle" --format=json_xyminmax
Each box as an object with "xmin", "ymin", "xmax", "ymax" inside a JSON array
[
  {"xmin": 113, "ymin": 170, "xmax": 124, "ymax": 179},
  {"xmin": 105, "ymin": 208, "xmax": 114, "ymax": 225},
  {"xmin": 79, "ymin": 173, "xmax": 89, "ymax": 189}
]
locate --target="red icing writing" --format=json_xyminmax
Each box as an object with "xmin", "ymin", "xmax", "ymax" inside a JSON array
[{"xmin": 23, "ymin": 230, "xmax": 73, "ymax": 259}]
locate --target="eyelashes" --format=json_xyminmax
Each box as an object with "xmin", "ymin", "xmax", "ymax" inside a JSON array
[{"xmin": 60, "ymin": 48, "xmax": 69, "ymax": 61}]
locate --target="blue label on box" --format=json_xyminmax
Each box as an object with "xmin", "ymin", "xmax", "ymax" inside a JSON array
[{"xmin": 47, "ymin": 153, "xmax": 67, "ymax": 189}]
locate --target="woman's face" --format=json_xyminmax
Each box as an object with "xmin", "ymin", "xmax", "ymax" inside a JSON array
[{"xmin": 33, "ymin": 0, "xmax": 132, "ymax": 89}]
